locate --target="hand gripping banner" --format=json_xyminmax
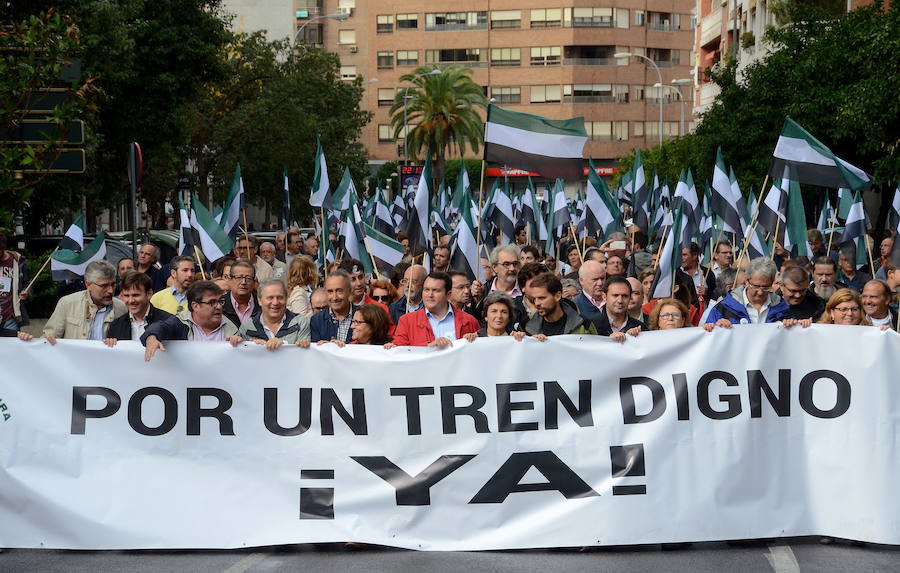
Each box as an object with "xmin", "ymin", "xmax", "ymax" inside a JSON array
[{"xmin": 0, "ymin": 325, "xmax": 898, "ymax": 550}]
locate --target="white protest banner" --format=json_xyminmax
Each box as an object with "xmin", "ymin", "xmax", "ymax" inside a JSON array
[{"xmin": 0, "ymin": 325, "xmax": 898, "ymax": 550}]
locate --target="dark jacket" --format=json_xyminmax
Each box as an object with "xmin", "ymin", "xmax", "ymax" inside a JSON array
[
  {"xmin": 106, "ymin": 304, "xmax": 172, "ymax": 340},
  {"xmin": 222, "ymin": 292, "xmax": 261, "ymax": 329},
  {"xmin": 593, "ymin": 310, "xmax": 648, "ymax": 337},
  {"xmin": 695, "ymin": 265, "xmax": 720, "ymax": 300},
  {"xmin": 140, "ymin": 310, "xmax": 240, "ymax": 344},
  {"xmin": 784, "ymin": 291, "xmax": 825, "ymax": 320},
  {"xmin": 704, "ymin": 287, "xmax": 790, "ymax": 324},
  {"xmin": 573, "ymin": 292, "xmax": 604, "ymax": 330},
  {"xmin": 473, "ymin": 277, "xmax": 526, "ymax": 325},
  {"xmin": 389, "ymin": 295, "xmax": 423, "ymax": 324},
  {"xmin": 310, "ymin": 305, "xmax": 359, "ymax": 343},
  {"xmin": 524, "ymin": 299, "xmax": 597, "ymax": 336}
]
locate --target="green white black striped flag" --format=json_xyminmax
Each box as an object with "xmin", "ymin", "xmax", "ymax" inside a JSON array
[
  {"xmin": 59, "ymin": 216, "xmax": 84, "ymax": 251},
  {"xmin": 222, "ymin": 164, "xmax": 244, "ymax": 239},
  {"xmin": 51, "ymin": 233, "xmax": 107, "ymax": 281},
  {"xmin": 770, "ymin": 117, "xmax": 871, "ymax": 191},
  {"xmin": 484, "ymin": 104, "xmax": 587, "ymax": 180},
  {"xmin": 364, "ymin": 222, "xmax": 405, "ymax": 275},
  {"xmin": 190, "ymin": 194, "xmax": 234, "ymax": 262},
  {"xmin": 649, "ymin": 204, "xmax": 686, "ymax": 299}
]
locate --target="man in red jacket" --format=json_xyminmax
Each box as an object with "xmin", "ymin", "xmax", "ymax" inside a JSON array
[{"xmin": 387, "ymin": 271, "xmax": 479, "ymax": 348}]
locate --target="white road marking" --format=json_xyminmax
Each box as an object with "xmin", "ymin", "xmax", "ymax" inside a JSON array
[
  {"xmin": 766, "ymin": 545, "xmax": 800, "ymax": 573},
  {"xmin": 223, "ymin": 552, "xmax": 267, "ymax": 573}
]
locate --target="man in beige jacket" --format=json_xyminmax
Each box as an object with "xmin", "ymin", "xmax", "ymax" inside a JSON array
[{"xmin": 26, "ymin": 260, "xmax": 126, "ymax": 344}]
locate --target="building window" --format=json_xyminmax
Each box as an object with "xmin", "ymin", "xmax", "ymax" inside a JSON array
[
  {"xmin": 491, "ymin": 86, "xmax": 521, "ymax": 104},
  {"xmin": 425, "ymin": 12, "xmax": 487, "ymax": 31},
  {"xmin": 490, "ymin": 47, "xmax": 520, "ymax": 67},
  {"xmin": 397, "ymin": 13, "xmax": 418, "ymax": 29},
  {"xmin": 377, "ymin": 51, "xmax": 394, "ymax": 69},
  {"xmin": 530, "ymin": 85, "xmax": 561, "ymax": 103},
  {"xmin": 587, "ymin": 121, "xmax": 628, "ymax": 141},
  {"xmin": 634, "ymin": 11, "xmax": 645, "ymax": 27},
  {"xmin": 530, "ymin": 8, "xmax": 561, "ymax": 28},
  {"xmin": 563, "ymin": 84, "xmax": 629, "ymax": 103},
  {"xmin": 570, "ymin": 7, "xmax": 614, "ymax": 28},
  {"xmin": 340, "ymin": 65, "xmax": 357, "ymax": 81},
  {"xmin": 633, "ymin": 122, "xmax": 644, "ymax": 137},
  {"xmin": 491, "ymin": 10, "xmax": 521, "ymax": 29},
  {"xmin": 338, "ymin": 0, "xmax": 355, "ymax": 9},
  {"xmin": 616, "ymin": 9, "xmax": 630, "ymax": 28},
  {"xmin": 397, "ymin": 50, "xmax": 418, "ymax": 66},
  {"xmin": 644, "ymin": 121, "xmax": 679, "ymax": 138},
  {"xmin": 530, "ymin": 46, "xmax": 561, "ymax": 66},
  {"xmin": 377, "ymin": 88, "xmax": 395, "ymax": 106},
  {"xmin": 378, "ymin": 125, "xmax": 394, "ymax": 142},
  {"xmin": 648, "ymin": 12, "xmax": 681, "ymax": 32},
  {"xmin": 425, "ymin": 48, "xmax": 486, "ymax": 66},
  {"xmin": 377, "ymin": 15, "xmax": 394, "ymax": 33},
  {"xmin": 338, "ymin": 30, "xmax": 356, "ymax": 44},
  {"xmin": 613, "ymin": 121, "xmax": 628, "ymax": 141}
]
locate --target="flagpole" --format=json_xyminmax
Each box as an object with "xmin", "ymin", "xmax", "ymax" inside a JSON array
[
  {"xmin": 770, "ymin": 216, "xmax": 781, "ymax": 261},
  {"xmin": 21, "ymin": 247, "xmax": 58, "ymax": 294},
  {"xmin": 825, "ymin": 214, "xmax": 838, "ymax": 255},
  {"xmin": 241, "ymin": 209, "xmax": 252, "ymax": 260},
  {"xmin": 653, "ymin": 224, "xmax": 669, "ymax": 270},
  {"xmin": 193, "ymin": 247, "xmax": 207, "ymax": 281},
  {"xmin": 866, "ymin": 236, "xmax": 876, "ymax": 277},
  {"xmin": 362, "ymin": 236, "xmax": 382, "ymax": 281},
  {"xmin": 475, "ymin": 160, "xmax": 486, "ymax": 278},
  {"xmin": 569, "ymin": 223, "xmax": 584, "ymax": 263},
  {"xmin": 702, "ymin": 227, "xmax": 725, "ymax": 285},
  {"xmin": 734, "ymin": 174, "xmax": 770, "ymax": 270}
]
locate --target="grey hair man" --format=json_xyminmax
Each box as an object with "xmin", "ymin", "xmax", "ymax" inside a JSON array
[
  {"xmin": 33, "ymin": 260, "xmax": 126, "ymax": 344},
  {"xmin": 705, "ymin": 257, "xmax": 790, "ymax": 325}
]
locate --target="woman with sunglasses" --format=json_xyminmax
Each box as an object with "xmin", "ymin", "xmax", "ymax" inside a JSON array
[{"xmin": 367, "ymin": 279, "xmax": 399, "ymax": 306}]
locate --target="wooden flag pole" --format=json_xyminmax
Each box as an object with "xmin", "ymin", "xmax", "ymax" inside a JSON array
[
  {"xmin": 770, "ymin": 216, "xmax": 781, "ymax": 261},
  {"xmin": 734, "ymin": 174, "xmax": 770, "ymax": 270},
  {"xmin": 569, "ymin": 223, "xmax": 584, "ymax": 263},
  {"xmin": 193, "ymin": 247, "xmax": 207, "ymax": 281},
  {"xmin": 21, "ymin": 247, "xmax": 57, "ymax": 294},
  {"xmin": 475, "ymin": 160, "xmax": 486, "ymax": 270},
  {"xmin": 362, "ymin": 236, "xmax": 382, "ymax": 281},
  {"xmin": 866, "ymin": 236, "xmax": 876, "ymax": 277},
  {"xmin": 825, "ymin": 214, "xmax": 838, "ymax": 256},
  {"xmin": 702, "ymin": 227, "xmax": 726, "ymax": 285},
  {"xmin": 653, "ymin": 224, "xmax": 669, "ymax": 270}
]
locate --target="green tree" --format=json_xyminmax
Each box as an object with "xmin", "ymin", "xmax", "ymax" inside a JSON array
[
  {"xmin": 0, "ymin": 9, "xmax": 98, "ymax": 232},
  {"xmin": 619, "ymin": 1, "xmax": 899, "ymax": 226},
  {"xmin": 389, "ymin": 66, "xmax": 487, "ymax": 183},
  {"xmin": 190, "ymin": 38, "xmax": 371, "ymax": 225}
]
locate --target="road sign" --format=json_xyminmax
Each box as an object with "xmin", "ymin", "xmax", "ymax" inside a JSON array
[
  {"xmin": 19, "ymin": 89, "xmax": 70, "ymax": 113},
  {"xmin": 0, "ymin": 119, "xmax": 84, "ymax": 145},
  {"xmin": 17, "ymin": 149, "xmax": 86, "ymax": 173}
]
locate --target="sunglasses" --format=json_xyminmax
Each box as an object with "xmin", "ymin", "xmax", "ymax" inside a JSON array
[{"xmin": 371, "ymin": 295, "xmax": 391, "ymax": 303}]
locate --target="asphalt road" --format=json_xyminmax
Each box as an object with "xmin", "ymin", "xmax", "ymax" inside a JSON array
[{"xmin": 3, "ymin": 539, "xmax": 899, "ymax": 573}]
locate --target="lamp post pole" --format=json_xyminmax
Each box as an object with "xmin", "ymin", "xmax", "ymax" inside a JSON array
[
  {"xmin": 294, "ymin": 12, "xmax": 349, "ymax": 44},
  {"xmin": 615, "ymin": 52, "xmax": 663, "ymax": 145}
]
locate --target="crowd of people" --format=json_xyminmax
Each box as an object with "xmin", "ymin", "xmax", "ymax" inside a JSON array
[{"xmin": 8, "ymin": 224, "xmax": 899, "ymax": 360}]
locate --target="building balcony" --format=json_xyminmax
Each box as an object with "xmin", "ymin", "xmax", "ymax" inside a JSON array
[{"xmin": 563, "ymin": 57, "xmax": 616, "ymax": 66}]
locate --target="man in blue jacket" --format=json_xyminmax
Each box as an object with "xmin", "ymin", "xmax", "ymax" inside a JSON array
[{"xmin": 705, "ymin": 257, "xmax": 790, "ymax": 325}]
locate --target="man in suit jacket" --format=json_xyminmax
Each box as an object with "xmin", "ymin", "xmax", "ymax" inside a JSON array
[
  {"xmin": 104, "ymin": 271, "xmax": 172, "ymax": 345},
  {"xmin": 388, "ymin": 272, "xmax": 479, "ymax": 348},
  {"xmin": 573, "ymin": 260, "xmax": 606, "ymax": 329}
]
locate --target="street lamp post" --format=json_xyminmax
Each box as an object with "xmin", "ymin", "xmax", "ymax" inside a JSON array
[
  {"xmin": 671, "ymin": 78, "xmax": 693, "ymax": 136},
  {"xmin": 614, "ymin": 52, "xmax": 663, "ymax": 145},
  {"xmin": 294, "ymin": 12, "xmax": 349, "ymax": 45},
  {"xmin": 654, "ymin": 83, "xmax": 685, "ymax": 136},
  {"xmin": 401, "ymin": 68, "xmax": 442, "ymax": 167}
]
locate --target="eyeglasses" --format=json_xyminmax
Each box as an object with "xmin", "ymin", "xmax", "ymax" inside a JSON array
[
  {"xmin": 197, "ymin": 297, "xmax": 227, "ymax": 308},
  {"xmin": 92, "ymin": 281, "xmax": 116, "ymax": 290},
  {"xmin": 659, "ymin": 313, "xmax": 683, "ymax": 320},
  {"xmin": 232, "ymin": 275, "xmax": 255, "ymax": 283},
  {"xmin": 833, "ymin": 306, "xmax": 860, "ymax": 314},
  {"xmin": 371, "ymin": 295, "xmax": 391, "ymax": 303},
  {"xmin": 351, "ymin": 319, "xmax": 368, "ymax": 326},
  {"xmin": 497, "ymin": 261, "xmax": 520, "ymax": 269},
  {"xmin": 746, "ymin": 282, "xmax": 773, "ymax": 292}
]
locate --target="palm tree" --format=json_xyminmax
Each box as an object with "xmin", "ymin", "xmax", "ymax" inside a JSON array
[{"xmin": 389, "ymin": 65, "xmax": 487, "ymax": 183}]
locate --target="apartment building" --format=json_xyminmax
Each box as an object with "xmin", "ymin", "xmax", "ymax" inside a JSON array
[{"xmin": 306, "ymin": 0, "xmax": 695, "ymax": 175}]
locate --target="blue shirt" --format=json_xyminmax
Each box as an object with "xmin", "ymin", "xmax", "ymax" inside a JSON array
[
  {"xmin": 90, "ymin": 305, "xmax": 109, "ymax": 340},
  {"xmin": 426, "ymin": 305, "xmax": 456, "ymax": 341},
  {"xmin": 171, "ymin": 287, "xmax": 187, "ymax": 304}
]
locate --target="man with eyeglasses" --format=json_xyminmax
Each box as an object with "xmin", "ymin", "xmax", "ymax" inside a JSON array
[
  {"xmin": 447, "ymin": 270, "xmax": 477, "ymax": 316},
  {"xmin": 26, "ymin": 260, "xmax": 126, "ymax": 344},
  {"xmin": 389, "ymin": 264, "xmax": 426, "ymax": 323},
  {"xmin": 141, "ymin": 280, "xmax": 241, "ymax": 361},
  {"xmin": 474, "ymin": 245, "xmax": 522, "ymax": 321},
  {"xmin": 223, "ymin": 260, "xmax": 260, "ymax": 329},
  {"xmin": 149, "ymin": 255, "xmax": 195, "ymax": 315},
  {"xmin": 781, "ymin": 266, "xmax": 824, "ymax": 320},
  {"xmin": 705, "ymin": 257, "xmax": 790, "ymax": 326}
]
